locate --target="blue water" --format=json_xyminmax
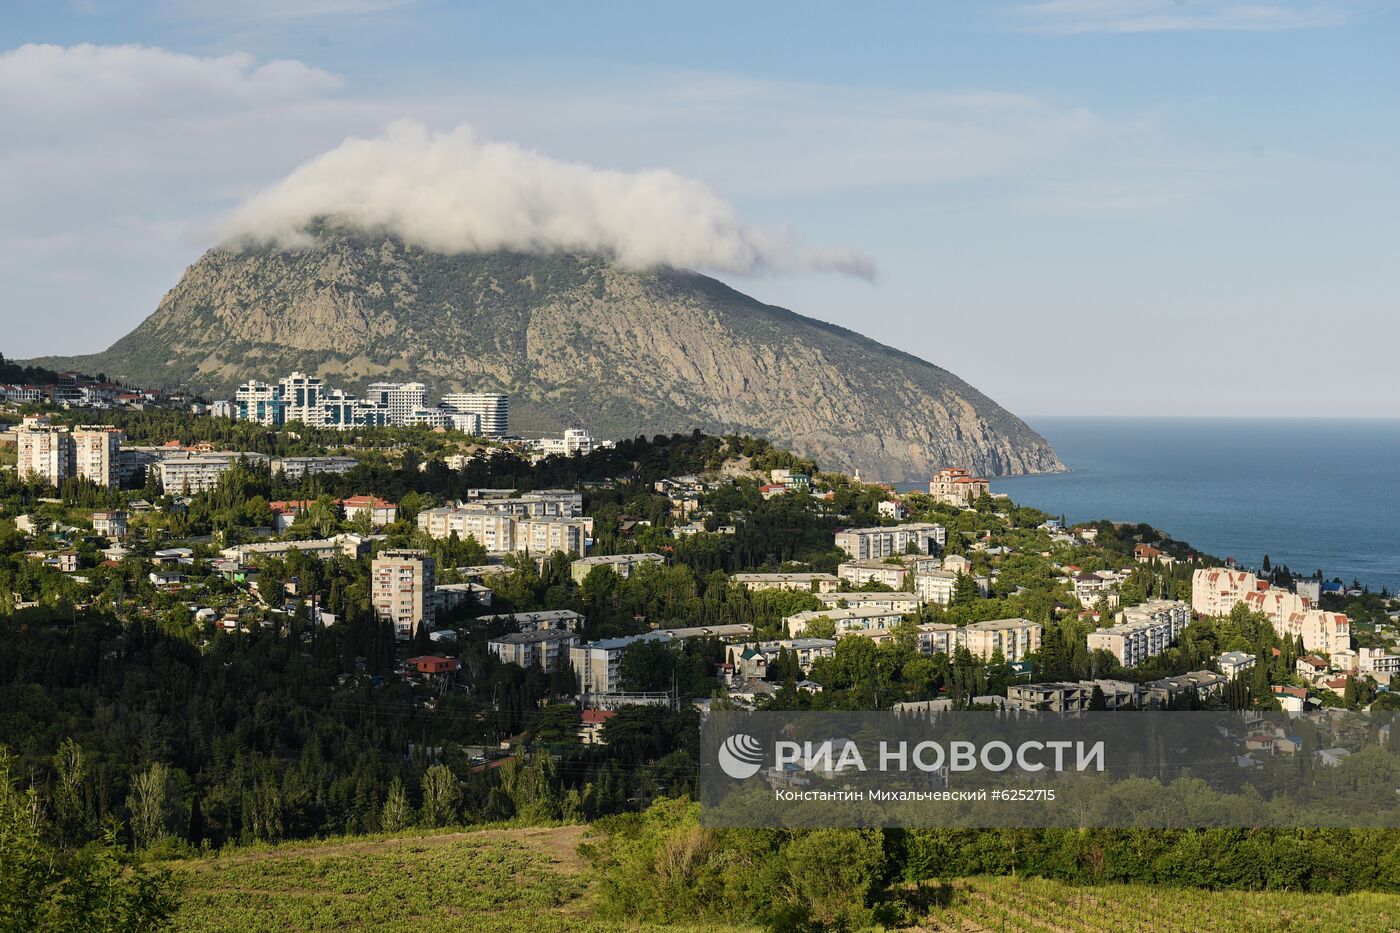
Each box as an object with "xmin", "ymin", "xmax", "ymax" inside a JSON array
[{"xmin": 927, "ymin": 418, "xmax": 1400, "ymax": 592}]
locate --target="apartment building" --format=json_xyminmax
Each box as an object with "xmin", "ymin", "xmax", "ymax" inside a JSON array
[
  {"xmin": 570, "ymin": 552, "xmax": 665, "ymax": 584},
  {"xmin": 785, "ymin": 606, "xmax": 909, "ymax": 637},
  {"xmin": 929, "ymin": 468, "xmax": 990, "ymax": 507},
  {"xmin": 477, "ymin": 609, "xmax": 583, "ymax": 632},
  {"xmin": 488, "ymin": 629, "xmax": 579, "ymax": 670},
  {"xmin": 571, "ymin": 631, "xmax": 672, "ymax": 696},
  {"xmin": 341, "ymin": 495, "xmax": 398, "ymax": 527},
  {"xmin": 536, "ymin": 429, "xmax": 593, "ymax": 457},
  {"xmin": 1087, "ymin": 599, "xmax": 1190, "ymax": 668},
  {"xmin": 814, "ymin": 591, "xmax": 920, "ymax": 614},
  {"xmin": 16, "ymin": 416, "xmax": 71, "ymax": 486},
  {"xmin": 440, "ymin": 392, "xmax": 509, "ymax": 436},
  {"xmin": 271, "ymin": 456, "xmax": 359, "ymax": 481},
  {"xmin": 157, "ymin": 452, "xmax": 271, "ymax": 494},
  {"xmin": 72, "ymin": 426, "xmax": 123, "ymax": 487},
  {"xmin": 1142, "ymin": 670, "xmax": 1228, "ymax": 708},
  {"xmin": 961, "ymin": 618, "xmax": 1042, "ymax": 662},
  {"xmin": 1191, "ymin": 568, "xmax": 1265, "ymax": 617},
  {"xmin": 837, "ymin": 559, "xmax": 908, "ymax": 590},
  {"xmin": 1279, "ymin": 609, "xmax": 1351, "ymax": 655},
  {"xmin": 371, "ymin": 549, "xmax": 436, "ymax": 640},
  {"xmin": 834, "ymin": 522, "xmax": 945, "ymax": 560},
  {"xmin": 730, "ymin": 572, "xmax": 840, "ymax": 593}
]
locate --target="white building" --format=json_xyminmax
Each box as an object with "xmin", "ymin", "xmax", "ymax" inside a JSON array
[
  {"xmin": 1218, "ymin": 651, "xmax": 1257, "ymax": 679},
  {"xmin": 478, "ymin": 609, "xmax": 583, "ymax": 632},
  {"xmin": 91, "ymin": 510, "xmax": 127, "ymax": 538},
  {"xmin": 785, "ymin": 606, "xmax": 909, "ymax": 637},
  {"xmin": 536, "ymin": 429, "xmax": 593, "ymax": 457},
  {"xmin": 814, "ymin": 591, "xmax": 920, "ymax": 613},
  {"xmin": 1087, "ymin": 600, "xmax": 1189, "ymax": 668},
  {"xmin": 271, "ymin": 456, "xmax": 359, "ymax": 481},
  {"xmin": 158, "ymin": 452, "xmax": 270, "ymax": 494},
  {"xmin": 571, "ymin": 632, "xmax": 672, "ymax": 696},
  {"xmin": 834, "ymin": 523, "xmax": 945, "ymax": 561},
  {"xmin": 439, "ymin": 392, "xmax": 509, "ymax": 436}
]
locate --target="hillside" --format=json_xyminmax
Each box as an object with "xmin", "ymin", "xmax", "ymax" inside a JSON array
[
  {"xmin": 166, "ymin": 825, "xmax": 1400, "ymax": 932},
  {"xmin": 28, "ymin": 232, "xmax": 1062, "ymax": 481}
]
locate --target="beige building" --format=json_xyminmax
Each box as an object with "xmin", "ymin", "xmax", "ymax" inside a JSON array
[
  {"xmin": 1191, "ymin": 568, "xmax": 1263, "ymax": 617},
  {"xmin": 91, "ymin": 510, "xmax": 128, "ymax": 538},
  {"xmin": 814, "ymin": 591, "xmax": 920, "ymax": 613},
  {"xmin": 371, "ymin": 549, "xmax": 436, "ymax": 640},
  {"xmin": 72, "ymin": 426, "xmax": 123, "ymax": 487},
  {"xmin": 961, "ymin": 618, "xmax": 1041, "ymax": 662},
  {"xmin": 570, "ymin": 552, "xmax": 665, "ymax": 584},
  {"xmin": 16, "ymin": 416, "xmax": 72, "ymax": 486},
  {"xmin": 837, "ymin": 559, "xmax": 908, "ymax": 590},
  {"xmin": 785, "ymin": 606, "xmax": 909, "ymax": 637},
  {"xmin": 417, "ymin": 506, "xmax": 590, "ymax": 555},
  {"xmin": 1280, "ymin": 609, "xmax": 1351, "ymax": 655},
  {"xmin": 929, "ymin": 468, "xmax": 990, "ymax": 507},
  {"xmin": 730, "ymin": 572, "xmax": 840, "ymax": 593}
]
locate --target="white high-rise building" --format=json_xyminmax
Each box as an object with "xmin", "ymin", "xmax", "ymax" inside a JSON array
[
  {"xmin": 366, "ymin": 382, "xmax": 429, "ymax": 424},
  {"xmin": 234, "ymin": 380, "xmax": 282, "ymax": 425},
  {"xmin": 278, "ymin": 372, "xmax": 325, "ymax": 426},
  {"xmin": 371, "ymin": 549, "xmax": 436, "ymax": 640},
  {"xmin": 72, "ymin": 426, "xmax": 124, "ymax": 487},
  {"xmin": 440, "ymin": 393, "xmax": 508, "ymax": 436}
]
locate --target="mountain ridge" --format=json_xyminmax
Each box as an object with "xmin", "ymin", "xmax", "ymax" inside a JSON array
[{"xmin": 25, "ymin": 232, "xmax": 1063, "ymax": 481}]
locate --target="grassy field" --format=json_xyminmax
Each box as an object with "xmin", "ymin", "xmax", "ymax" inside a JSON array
[{"xmin": 167, "ymin": 826, "xmax": 1400, "ymax": 932}]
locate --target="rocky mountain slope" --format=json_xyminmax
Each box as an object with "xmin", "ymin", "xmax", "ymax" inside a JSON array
[{"xmin": 30, "ymin": 233, "xmax": 1062, "ymax": 480}]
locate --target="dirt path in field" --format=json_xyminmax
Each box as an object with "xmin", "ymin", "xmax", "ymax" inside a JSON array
[{"xmin": 176, "ymin": 824, "xmax": 590, "ymax": 875}]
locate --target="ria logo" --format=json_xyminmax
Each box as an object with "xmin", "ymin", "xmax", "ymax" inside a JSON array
[{"xmin": 717, "ymin": 733, "xmax": 765, "ymax": 779}]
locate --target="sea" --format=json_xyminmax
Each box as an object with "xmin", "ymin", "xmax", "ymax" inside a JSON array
[{"xmin": 903, "ymin": 417, "xmax": 1400, "ymax": 594}]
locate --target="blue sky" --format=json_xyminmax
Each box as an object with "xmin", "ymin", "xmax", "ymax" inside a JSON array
[{"xmin": 1, "ymin": 0, "xmax": 1397, "ymax": 416}]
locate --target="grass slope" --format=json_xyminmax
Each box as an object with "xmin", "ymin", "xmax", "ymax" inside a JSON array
[{"xmin": 167, "ymin": 825, "xmax": 1400, "ymax": 933}]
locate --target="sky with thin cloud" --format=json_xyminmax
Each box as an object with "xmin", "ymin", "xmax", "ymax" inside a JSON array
[{"xmin": 0, "ymin": 0, "xmax": 1395, "ymax": 417}]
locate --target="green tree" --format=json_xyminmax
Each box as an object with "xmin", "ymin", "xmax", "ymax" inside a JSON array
[
  {"xmin": 380, "ymin": 778, "xmax": 413, "ymax": 833},
  {"xmin": 418, "ymin": 764, "xmax": 461, "ymax": 828}
]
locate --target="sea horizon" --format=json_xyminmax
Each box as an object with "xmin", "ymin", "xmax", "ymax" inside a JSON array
[{"xmin": 903, "ymin": 415, "xmax": 1400, "ymax": 593}]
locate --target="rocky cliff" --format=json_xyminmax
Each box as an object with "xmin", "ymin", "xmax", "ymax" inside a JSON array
[{"xmin": 32, "ymin": 233, "xmax": 1062, "ymax": 481}]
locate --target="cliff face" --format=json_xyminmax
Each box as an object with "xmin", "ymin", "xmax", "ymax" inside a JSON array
[{"xmin": 33, "ymin": 233, "xmax": 1062, "ymax": 481}]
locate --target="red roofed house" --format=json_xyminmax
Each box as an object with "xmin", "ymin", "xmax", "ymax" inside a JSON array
[
  {"xmin": 342, "ymin": 495, "xmax": 398, "ymax": 528},
  {"xmin": 759, "ymin": 484, "xmax": 787, "ymax": 500},
  {"xmin": 406, "ymin": 656, "xmax": 461, "ymax": 676},
  {"xmin": 930, "ymin": 468, "xmax": 990, "ymax": 507},
  {"xmin": 579, "ymin": 708, "xmax": 616, "ymax": 745}
]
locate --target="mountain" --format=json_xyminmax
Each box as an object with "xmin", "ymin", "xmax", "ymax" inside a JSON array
[{"xmin": 28, "ymin": 232, "xmax": 1062, "ymax": 480}]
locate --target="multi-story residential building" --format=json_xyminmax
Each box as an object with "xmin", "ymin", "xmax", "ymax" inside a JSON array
[
  {"xmin": 571, "ymin": 631, "xmax": 672, "ymax": 696},
  {"xmin": 418, "ymin": 499, "xmax": 591, "ymax": 555},
  {"xmin": 1006, "ymin": 679, "xmax": 1139, "ymax": 712},
  {"xmin": 364, "ymin": 381, "xmax": 428, "ymax": 424},
  {"xmin": 72, "ymin": 426, "xmax": 123, "ymax": 487},
  {"xmin": 16, "ymin": 415, "xmax": 78, "ymax": 487},
  {"xmin": 271, "ymin": 456, "xmax": 359, "ymax": 481},
  {"xmin": 877, "ymin": 499, "xmax": 907, "ymax": 520},
  {"xmin": 517, "ymin": 516, "xmax": 589, "ymax": 554},
  {"xmin": 371, "ymin": 549, "xmax": 436, "ymax": 640},
  {"xmin": 440, "ymin": 392, "xmax": 509, "ymax": 436},
  {"xmin": 570, "ymin": 552, "xmax": 665, "ymax": 584},
  {"xmin": 1217, "ymin": 651, "xmax": 1257, "ymax": 679},
  {"xmin": 1142, "ymin": 670, "xmax": 1228, "ymax": 708},
  {"xmin": 724, "ymin": 638, "xmax": 839, "ymax": 678},
  {"xmin": 814, "ymin": 591, "xmax": 920, "ymax": 614},
  {"xmin": 234, "ymin": 380, "xmax": 283, "ymax": 425},
  {"xmin": 220, "ymin": 534, "xmax": 369, "ymax": 564},
  {"xmin": 157, "ymin": 452, "xmax": 271, "ymax": 494},
  {"xmin": 91, "ymin": 510, "xmax": 128, "ymax": 538},
  {"xmin": 834, "ymin": 522, "xmax": 945, "ymax": 560},
  {"xmin": 1072, "ymin": 571, "xmax": 1126, "ymax": 609},
  {"xmin": 278, "ymin": 372, "xmax": 325, "ymax": 426},
  {"xmin": 418, "ymin": 507, "xmax": 515, "ymax": 551},
  {"xmin": 1279, "ymin": 609, "xmax": 1351, "ymax": 655},
  {"xmin": 1357, "ymin": 647, "xmax": 1400, "ymax": 676},
  {"xmin": 729, "ymin": 572, "xmax": 840, "ymax": 593},
  {"xmin": 929, "ymin": 468, "xmax": 990, "ymax": 507},
  {"xmin": 837, "ymin": 559, "xmax": 908, "ymax": 590},
  {"xmin": 914, "ymin": 569, "xmax": 990, "ymax": 606},
  {"xmin": 536, "ymin": 429, "xmax": 594, "ymax": 457},
  {"xmin": 1191, "ymin": 568, "xmax": 1265, "ymax": 617},
  {"xmin": 477, "ymin": 609, "xmax": 584, "ymax": 632},
  {"xmin": 1087, "ymin": 599, "xmax": 1190, "ymax": 668},
  {"xmin": 785, "ymin": 606, "xmax": 909, "ymax": 637},
  {"xmin": 489, "ymin": 629, "xmax": 579, "ymax": 670},
  {"xmin": 961, "ymin": 618, "xmax": 1042, "ymax": 662}
]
